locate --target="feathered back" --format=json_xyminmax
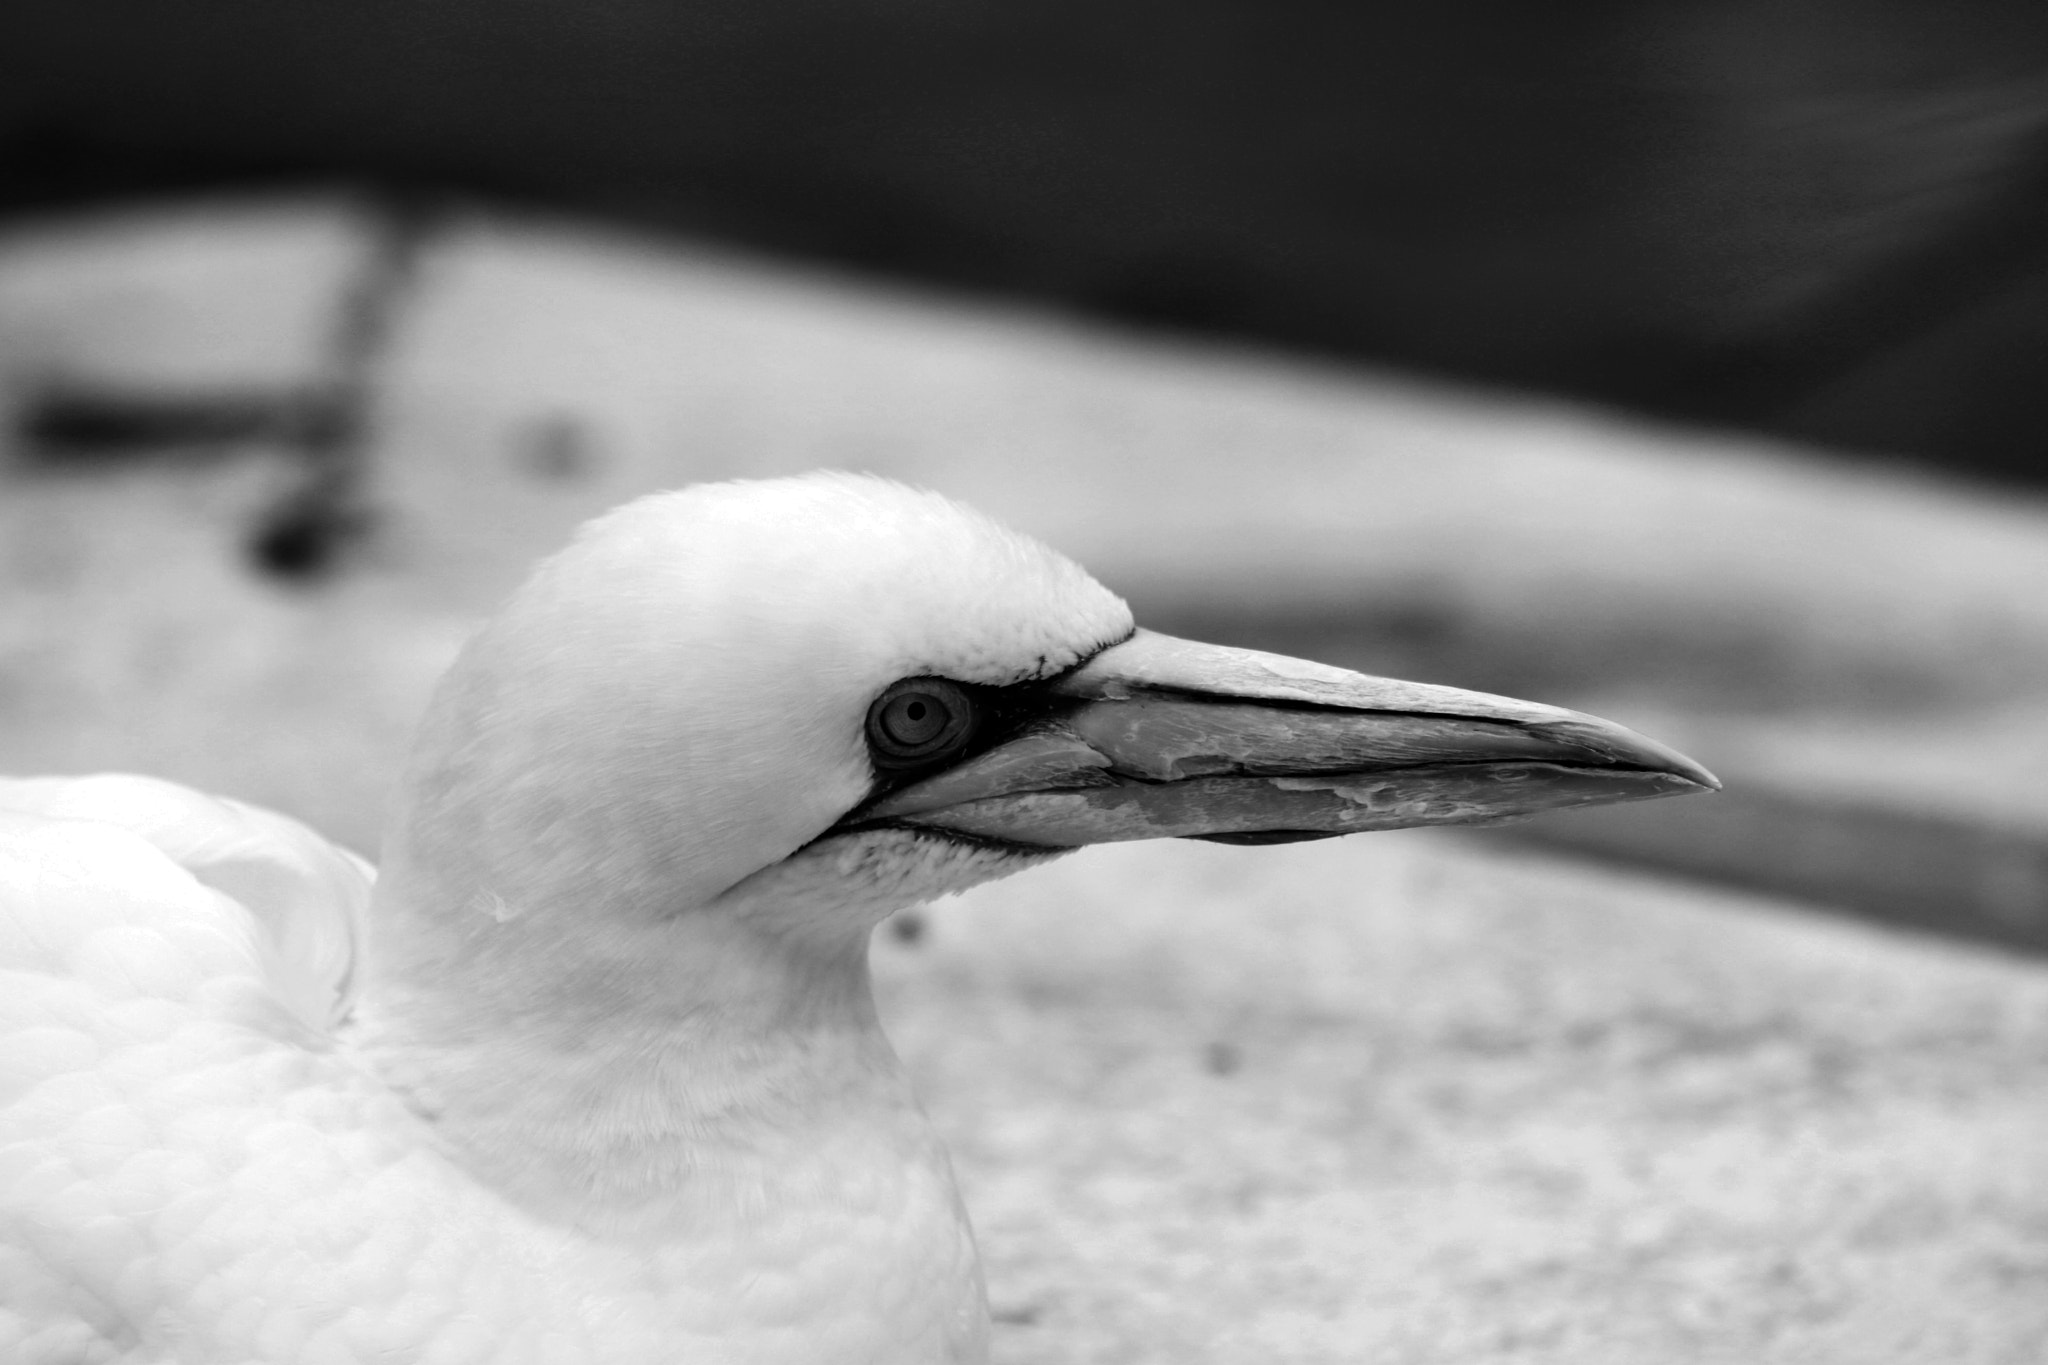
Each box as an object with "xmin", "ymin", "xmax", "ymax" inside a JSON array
[{"xmin": 0, "ymin": 774, "xmax": 372, "ymax": 1033}]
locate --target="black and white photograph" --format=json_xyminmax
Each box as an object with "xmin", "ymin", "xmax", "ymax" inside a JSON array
[{"xmin": 2, "ymin": 3, "xmax": 2045, "ymax": 1361}]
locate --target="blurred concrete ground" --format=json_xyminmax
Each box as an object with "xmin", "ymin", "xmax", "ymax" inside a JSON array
[{"xmin": 2, "ymin": 199, "xmax": 2046, "ymax": 1360}]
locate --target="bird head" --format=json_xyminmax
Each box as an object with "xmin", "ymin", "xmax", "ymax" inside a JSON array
[{"xmin": 375, "ymin": 472, "xmax": 1714, "ymax": 969}]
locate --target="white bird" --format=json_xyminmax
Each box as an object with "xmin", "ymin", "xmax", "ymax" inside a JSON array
[{"xmin": 0, "ymin": 473, "xmax": 1714, "ymax": 1364}]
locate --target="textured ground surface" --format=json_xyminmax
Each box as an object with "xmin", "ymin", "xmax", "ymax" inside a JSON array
[
  {"xmin": 883, "ymin": 839, "xmax": 2048, "ymax": 1364},
  {"xmin": 3, "ymin": 199, "xmax": 2046, "ymax": 1361}
]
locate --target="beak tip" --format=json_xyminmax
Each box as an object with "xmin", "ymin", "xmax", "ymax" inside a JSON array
[
  {"xmin": 1660, "ymin": 767, "xmax": 1721, "ymax": 796},
  {"xmin": 1567, "ymin": 715, "xmax": 1719, "ymax": 796},
  {"xmin": 1643, "ymin": 743, "xmax": 1721, "ymax": 795}
]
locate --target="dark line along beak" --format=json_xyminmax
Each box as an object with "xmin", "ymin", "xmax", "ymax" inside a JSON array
[{"xmin": 856, "ymin": 629, "xmax": 1719, "ymax": 848}]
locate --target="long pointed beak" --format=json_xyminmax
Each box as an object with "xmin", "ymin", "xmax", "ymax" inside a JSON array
[{"xmin": 859, "ymin": 629, "xmax": 1718, "ymax": 848}]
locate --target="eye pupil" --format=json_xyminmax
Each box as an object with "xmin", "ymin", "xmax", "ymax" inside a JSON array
[
  {"xmin": 867, "ymin": 678, "xmax": 976, "ymax": 769},
  {"xmin": 883, "ymin": 695, "xmax": 943, "ymax": 743}
]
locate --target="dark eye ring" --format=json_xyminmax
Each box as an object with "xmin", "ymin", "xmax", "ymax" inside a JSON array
[{"xmin": 866, "ymin": 678, "xmax": 977, "ymax": 769}]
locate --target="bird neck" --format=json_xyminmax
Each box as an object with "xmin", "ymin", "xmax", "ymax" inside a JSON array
[{"xmin": 346, "ymin": 869, "xmax": 925, "ymax": 1238}]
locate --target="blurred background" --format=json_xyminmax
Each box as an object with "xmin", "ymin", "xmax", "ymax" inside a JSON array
[
  {"xmin": 11, "ymin": 0, "xmax": 2048, "ymax": 477},
  {"xmin": 4, "ymin": 0, "xmax": 2045, "ymax": 945},
  {"xmin": 3, "ymin": 4, "xmax": 2048, "ymax": 1357}
]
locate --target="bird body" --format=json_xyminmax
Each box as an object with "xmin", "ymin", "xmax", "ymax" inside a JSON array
[
  {"xmin": 1, "ymin": 474, "xmax": 1713, "ymax": 1362},
  {"xmin": 1, "ymin": 775, "xmax": 985, "ymax": 1364}
]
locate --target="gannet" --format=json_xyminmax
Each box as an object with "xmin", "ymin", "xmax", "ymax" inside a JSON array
[{"xmin": 0, "ymin": 472, "xmax": 1715, "ymax": 1364}]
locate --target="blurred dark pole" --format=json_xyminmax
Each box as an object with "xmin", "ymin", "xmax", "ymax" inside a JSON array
[{"xmin": 6, "ymin": 0, "xmax": 2048, "ymax": 481}]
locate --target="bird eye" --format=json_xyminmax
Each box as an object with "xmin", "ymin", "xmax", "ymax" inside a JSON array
[{"xmin": 866, "ymin": 678, "xmax": 976, "ymax": 769}]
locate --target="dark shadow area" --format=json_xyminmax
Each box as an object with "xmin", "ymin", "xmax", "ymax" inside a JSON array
[
  {"xmin": 17, "ymin": 389, "xmax": 320, "ymax": 455},
  {"xmin": 6, "ymin": 0, "xmax": 2048, "ymax": 483}
]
